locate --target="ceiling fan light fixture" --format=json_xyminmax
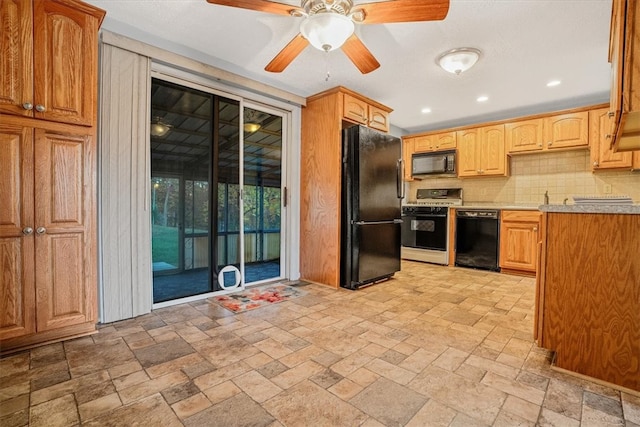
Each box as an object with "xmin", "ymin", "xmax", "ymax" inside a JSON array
[
  {"xmin": 437, "ymin": 48, "xmax": 481, "ymax": 75},
  {"xmin": 150, "ymin": 116, "xmax": 172, "ymax": 137},
  {"xmin": 300, "ymin": 13, "xmax": 355, "ymax": 52}
]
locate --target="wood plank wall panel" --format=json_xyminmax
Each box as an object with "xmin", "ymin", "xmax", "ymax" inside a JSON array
[
  {"xmin": 99, "ymin": 44, "xmax": 152, "ymax": 323},
  {"xmin": 543, "ymin": 213, "xmax": 640, "ymax": 391},
  {"xmin": 300, "ymin": 92, "xmax": 342, "ymax": 287}
]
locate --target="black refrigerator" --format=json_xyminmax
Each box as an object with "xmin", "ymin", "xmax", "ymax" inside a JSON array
[{"xmin": 341, "ymin": 125, "xmax": 404, "ymax": 290}]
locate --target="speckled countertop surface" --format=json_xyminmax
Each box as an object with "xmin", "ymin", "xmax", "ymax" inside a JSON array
[{"xmin": 538, "ymin": 204, "xmax": 640, "ymax": 214}]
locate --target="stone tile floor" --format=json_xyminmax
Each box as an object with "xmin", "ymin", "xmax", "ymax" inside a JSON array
[{"xmin": 1, "ymin": 261, "xmax": 639, "ymax": 426}]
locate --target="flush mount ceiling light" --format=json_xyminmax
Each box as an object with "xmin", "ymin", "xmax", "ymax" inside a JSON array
[
  {"xmin": 547, "ymin": 80, "xmax": 562, "ymax": 87},
  {"xmin": 244, "ymin": 109, "xmax": 264, "ymax": 134},
  {"xmin": 244, "ymin": 122, "xmax": 261, "ymax": 133},
  {"xmin": 300, "ymin": 12, "xmax": 355, "ymax": 52},
  {"xmin": 150, "ymin": 116, "xmax": 172, "ymax": 137},
  {"xmin": 437, "ymin": 48, "xmax": 481, "ymax": 75}
]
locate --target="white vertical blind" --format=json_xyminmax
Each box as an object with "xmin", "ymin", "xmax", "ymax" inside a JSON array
[{"xmin": 98, "ymin": 43, "xmax": 152, "ymax": 323}]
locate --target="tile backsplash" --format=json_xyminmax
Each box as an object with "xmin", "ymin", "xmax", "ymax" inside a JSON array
[{"xmin": 409, "ymin": 151, "xmax": 640, "ymax": 205}]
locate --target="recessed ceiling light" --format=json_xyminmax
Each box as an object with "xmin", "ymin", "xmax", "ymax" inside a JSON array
[
  {"xmin": 421, "ymin": 108, "xmax": 432, "ymax": 114},
  {"xmin": 476, "ymin": 96, "xmax": 489, "ymax": 102},
  {"xmin": 547, "ymin": 80, "xmax": 561, "ymax": 87}
]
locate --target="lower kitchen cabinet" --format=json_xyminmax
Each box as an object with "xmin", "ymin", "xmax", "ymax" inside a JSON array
[
  {"xmin": 536, "ymin": 211, "xmax": 640, "ymax": 392},
  {"xmin": 499, "ymin": 210, "xmax": 542, "ymax": 275},
  {"xmin": 0, "ymin": 117, "xmax": 97, "ymax": 352}
]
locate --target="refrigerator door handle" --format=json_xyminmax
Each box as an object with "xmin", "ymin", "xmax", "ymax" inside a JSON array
[
  {"xmin": 397, "ymin": 159, "xmax": 405, "ymax": 199},
  {"xmin": 354, "ymin": 219, "xmax": 403, "ymax": 226}
]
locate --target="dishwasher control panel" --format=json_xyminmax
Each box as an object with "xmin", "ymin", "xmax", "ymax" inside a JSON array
[{"xmin": 456, "ymin": 210, "xmax": 499, "ymax": 219}]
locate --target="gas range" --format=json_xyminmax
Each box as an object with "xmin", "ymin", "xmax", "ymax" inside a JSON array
[{"xmin": 401, "ymin": 188, "xmax": 463, "ymax": 265}]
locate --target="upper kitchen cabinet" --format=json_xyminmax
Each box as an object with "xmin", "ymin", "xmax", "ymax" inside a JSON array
[
  {"xmin": 0, "ymin": 0, "xmax": 105, "ymax": 126},
  {"xmin": 457, "ymin": 125, "xmax": 507, "ymax": 177},
  {"xmin": 544, "ymin": 112, "xmax": 589, "ymax": 150},
  {"xmin": 412, "ymin": 131, "xmax": 457, "ymax": 153},
  {"xmin": 505, "ymin": 119, "xmax": 544, "ymax": 153},
  {"xmin": 590, "ymin": 107, "xmax": 633, "ymax": 170},
  {"xmin": 609, "ymin": 0, "xmax": 640, "ymax": 152},
  {"xmin": 343, "ymin": 91, "xmax": 391, "ymax": 133},
  {"xmin": 507, "ymin": 112, "xmax": 588, "ymax": 154}
]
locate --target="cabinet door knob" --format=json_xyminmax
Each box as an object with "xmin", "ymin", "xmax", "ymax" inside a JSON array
[
  {"xmin": 593, "ymin": 161, "xmax": 599, "ymax": 167},
  {"xmin": 35, "ymin": 104, "xmax": 46, "ymax": 113},
  {"xmin": 22, "ymin": 227, "xmax": 34, "ymax": 235},
  {"xmin": 608, "ymin": 111, "xmax": 614, "ymax": 118},
  {"xmin": 538, "ymin": 142, "xmax": 542, "ymax": 147},
  {"xmin": 533, "ymin": 227, "xmax": 538, "ymax": 232},
  {"xmin": 36, "ymin": 227, "xmax": 46, "ymax": 234},
  {"xmin": 605, "ymin": 134, "xmax": 611, "ymax": 139},
  {"xmin": 22, "ymin": 102, "xmax": 33, "ymax": 111},
  {"xmin": 547, "ymin": 141, "xmax": 552, "ymax": 146}
]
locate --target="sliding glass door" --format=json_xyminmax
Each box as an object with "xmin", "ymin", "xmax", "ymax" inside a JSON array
[
  {"xmin": 243, "ymin": 106, "xmax": 283, "ymax": 283},
  {"xmin": 150, "ymin": 78, "xmax": 284, "ymax": 303}
]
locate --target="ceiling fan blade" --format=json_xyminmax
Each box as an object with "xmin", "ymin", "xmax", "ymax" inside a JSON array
[
  {"xmin": 341, "ymin": 34, "xmax": 380, "ymax": 74},
  {"xmin": 265, "ymin": 34, "xmax": 309, "ymax": 72},
  {"xmin": 205, "ymin": 0, "xmax": 295, "ymax": 16},
  {"xmin": 357, "ymin": 0, "xmax": 450, "ymax": 24}
]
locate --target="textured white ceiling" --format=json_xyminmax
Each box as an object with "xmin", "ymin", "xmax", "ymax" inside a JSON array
[{"xmin": 85, "ymin": 0, "xmax": 613, "ymax": 133}]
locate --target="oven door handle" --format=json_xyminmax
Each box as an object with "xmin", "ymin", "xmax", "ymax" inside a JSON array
[{"xmin": 354, "ymin": 219, "xmax": 403, "ymax": 226}]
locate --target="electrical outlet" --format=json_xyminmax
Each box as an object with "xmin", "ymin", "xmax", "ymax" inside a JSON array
[{"xmin": 603, "ymin": 184, "xmax": 612, "ymax": 194}]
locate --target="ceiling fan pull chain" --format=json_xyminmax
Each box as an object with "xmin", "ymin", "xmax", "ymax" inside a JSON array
[{"xmin": 325, "ymin": 50, "xmax": 331, "ymax": 82}]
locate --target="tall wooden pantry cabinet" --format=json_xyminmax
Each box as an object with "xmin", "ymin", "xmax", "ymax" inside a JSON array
[{"xmin": 0, "ymin": 0, "xmax": 105, "ymax": 353}]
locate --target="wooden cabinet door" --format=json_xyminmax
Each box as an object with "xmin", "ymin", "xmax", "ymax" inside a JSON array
[
  {"xmin": 368, "ymin": 105, "xmax": 389, "ymax": 133},
  {"xmin": 608, "ymin": 0, "xmax": 625, "ymax": 138},
  {"xmin": 343, "ymin": 93, "xmax": 368, "ymax": 125},
  {"xmin": 33, "ymin": 0, "xmax": 100, "ymax": 126},
  {"xmin": 434, "ymin": 132, "xmax": 456, "ymax": 150},
  {"xmin": 402, "ymin": 137, "xmax": 414, "ymax": 181},
  {"xmin": 480, "ymin": 125, "xmax": 506, "ymax": 176},
  {"xmin": 499, "ymin": 211, "xmax": 541, "ymax": 273},
  {"xmin": 589, "ymin": 108, "xmax": 632, "ymax": 170},
  {"xmin": 505, "ymin": 119, "xmax": 544, "ymax": 153},
  {"xmin": 33, "ymin": 128, "xmax": 95, "ymax": 331},
  {"xmin": 0, "ymin": 0, "xmax": 34, "ymax": 117},
  {"xmin": 456, "ymin": 128, "xmax": 480, "ymax": 176},
  {"xmin": 0, "ymin": 124, "xmax": 36, "ymax": 340},
  {"xmin": 413, "ymin": 135, "xmax": 434, "ymax": 152},
  {"xmin": 543, "ymin": 112, "xmax": 589, "ymax": 150}
]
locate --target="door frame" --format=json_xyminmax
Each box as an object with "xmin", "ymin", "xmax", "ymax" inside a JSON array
[{"xmin": 149, "ymin": 68, "xmax": 296, "ymax": 309}]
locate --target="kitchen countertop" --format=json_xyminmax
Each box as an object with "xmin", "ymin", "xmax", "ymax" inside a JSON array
[
  {"xmin": 456, "ymin": 203, "xmax": 540, "ymax": 211},
  {"xmin": 539, "ymin": 204, "xmax": 640, "ymax": 214}
]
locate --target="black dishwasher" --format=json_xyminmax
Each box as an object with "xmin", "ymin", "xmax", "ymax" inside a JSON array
[{"xmin": 455, "ymin": 209, "xmax": 500, "ymax": 272}]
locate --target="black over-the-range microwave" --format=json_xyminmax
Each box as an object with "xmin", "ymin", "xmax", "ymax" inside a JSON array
[{"xmin": 411, "ymin": 150, "xmax": 456, "ymax": 176}]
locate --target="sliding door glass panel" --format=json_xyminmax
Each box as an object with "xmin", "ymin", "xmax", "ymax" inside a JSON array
[
  {"xmin": 151, "ymin": 177, "xmax": 180, "ymax": 273},
  {"xmin": 151, "ymin": 78, "xmax": 214, "ymax": 303},
  {"xmin": 243, "ymin": 107, "xmax": 282, "ymax": 283}
]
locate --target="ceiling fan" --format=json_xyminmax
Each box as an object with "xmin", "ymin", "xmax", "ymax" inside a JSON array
[{"xmin": 205, "ymin": 0, "xmax": 450, "ymax": 74}]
